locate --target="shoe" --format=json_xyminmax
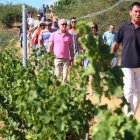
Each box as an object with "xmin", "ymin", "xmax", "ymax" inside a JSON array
[
  {"xmin": 126, "ymin": 111, "xmax": 134, "ymax": 117},
  {"xmin": 123, "ymin": 104, "xmax": 134, "ymax": 117}
]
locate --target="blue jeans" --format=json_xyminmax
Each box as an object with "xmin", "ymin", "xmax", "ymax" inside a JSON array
[
  {"xmin": 20, "ymin": 33, "xmax": 23, "ymax": 48},
  {"xmin": 32, "ymin": 44, "xmax": 40, "ymax": 56},
  {"xmin": 112, "ymin": 54, "xmax": 118, "ymax": 67},
  {"xmin": 84, "ymin": 59, "xmax": 89, "ymax": 67}
]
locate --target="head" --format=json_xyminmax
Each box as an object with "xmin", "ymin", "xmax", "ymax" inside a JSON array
[
  {"xmin": 91, "ymin": 23, "xmax": 98, "ymax": 34},
  {"xmin": 58, "ymin": 19, "xmax": 67, "ymax": 33},
  {"xmin": 39, "ymin": 21, "xmax": 46, "ymax": 30},
  {"xmin": 129, "ymin": 2, "xmax": 140, "ymax": 24},
  {"xmin": 37, "ymin": 13, "xmax": 42, "ymax": 21},
  {"xmin": 52, "ymin": 17, "xmax": 58, "ymax": 27},
  {"xmin": 28, "ymin": 13, "xmax": 32, "ymax": 18},
  {"xmin": 67, "ymin": 20, "xmax": 72, "ymax": 30},
  {"xmin": 46, "ymin": 19, "xmax": 52, "ymax": 31},
  {"xmin": 109, "ymin": 25, "xmax": 115, "ymax": 32},
  {"xmin": 70, "ymin": 17, "xmax": 77, "ymax": 28}
]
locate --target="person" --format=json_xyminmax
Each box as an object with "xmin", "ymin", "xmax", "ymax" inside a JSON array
[
  {"xmin": 46, "ymin": 4, "xmax": 49, "ymax": 12},
  {"xmin": 19, "ymin": 24, "xmax": 23, "ymax": 48},
  {"xmin": 103, "ymin": 25, "xmax": 117, "ymax": 67},
  {"xmin": 27, "ymin": 13, "xmax": 34, "ymax": 27},
  {"xmin": 69, "ymin": 17, "xmax": 80, "ymax": 56},
  {"xmin": 84, "ymin": 23, "xmax": 103, "ymax": 95},
  {"xmin": 102, "ymin": 25, "xmax": 116, "ymax": 47},
  {"xmin": 66, "ymin": 20, "xmax": 71, "ymax": 31},
  {"xmin": 51, "ymin": 17, "xmax": 59, "ymax": 32},
  {"xmin": 49, "ymin": 4, "xmax": 55, "ymax": 19},
  {"xmin": 48, "ymin": 19, "xmax": 74, "ymax": 82},
  {"xmin": 84, "ymin": 23, "xmax": 103, "ymax": 67},
  {"xmin": 19, "ymin": 23, "xmax": 29, "ymax": 48},
  {"xmin": 111, "ymin": 2, "xmax": 140, "ymax": 116},
  {"xmin": 39, "ymin": 4, "xmax": 46, "ymax": 15},
  {"xmin": 31, "ymin": 20, "xmax": 46, "ymax": 53},
  {"xmin": 28, "ymin": 13, "xmax": 44, "ymax": 35},
  {"xmin": 38, "ymin": 19, "xmax": 53, "ymax": 52}
]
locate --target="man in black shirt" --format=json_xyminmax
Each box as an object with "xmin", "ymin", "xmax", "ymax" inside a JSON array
[{"xmin": 112, "ymin": 2, "xmax": 140, "ymax": 116}]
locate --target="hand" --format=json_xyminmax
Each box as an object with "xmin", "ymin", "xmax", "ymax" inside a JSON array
[{"xmin": 70, "ymin": 59, "xmax": 74, "ymax": 66}]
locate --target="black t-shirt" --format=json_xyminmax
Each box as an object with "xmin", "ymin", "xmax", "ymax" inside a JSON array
[{"xmin": 115, "ymin": 20, "xmax": 140, "ymax": 68}]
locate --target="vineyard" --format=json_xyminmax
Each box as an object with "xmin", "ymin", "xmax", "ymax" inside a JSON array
[
  {"xmin": 0, "ymin": 21, "xmax": 140, "ymax": 139},
  {"xmin": 1, "ymin": 0, "xmax": 140, "ymax": 140}
]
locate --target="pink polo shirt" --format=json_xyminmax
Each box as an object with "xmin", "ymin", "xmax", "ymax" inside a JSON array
[{"xmin": 49, "ymin": 31, "xmax": 73, "ymax": 59}]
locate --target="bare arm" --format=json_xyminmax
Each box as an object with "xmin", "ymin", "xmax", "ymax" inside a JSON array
[
  {"xmin": 47, "ymin": 41, "xmax": 54, "ymax": 53},
  {"xmin": 69, "ymin": 43, "xmax": 74, "ymax": 61},
  {"xmin": 111, "ymin": 42, "xmax": 120, "ymax": 53},
  {"xmin": 38, "ymin": 39, "xmax": 42, "ymax": 48}
]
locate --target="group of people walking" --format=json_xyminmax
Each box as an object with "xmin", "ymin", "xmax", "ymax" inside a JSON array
[{"xmin": 20, "ymin": 2, "xmax": 140, "ymax": 118}]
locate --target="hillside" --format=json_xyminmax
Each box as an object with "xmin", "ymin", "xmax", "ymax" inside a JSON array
[
  {"xmin": 0, "ymin": 4, "xmax": 37, "ymax": 28},
  {"xmin": 0, "ymin": 4, "xmax": 37, "ymax": 48},
  {"xmin": 54, "ymin": 0, "xmax": 140, "ymax": 33}
]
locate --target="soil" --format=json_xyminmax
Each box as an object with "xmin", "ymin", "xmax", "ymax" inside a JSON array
[{"xmin": 87, "ymin": 89, "xmax": 140, "ymax": 122}]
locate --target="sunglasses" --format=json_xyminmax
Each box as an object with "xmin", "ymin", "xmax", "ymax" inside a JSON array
[
  {"xmin": 61, "ymin": 24, "xmax": 67, "ymax": 26},
  {"xmin": 46, "ymin": 24, "xmax": 51, "ymax": 26},
  {"xmin": 71, "ymin": 21, "xmax": 76, "ymax": 23},
  {"xmin": 40, "ymin": 24, "xmax": 46, "ymax": 26}
]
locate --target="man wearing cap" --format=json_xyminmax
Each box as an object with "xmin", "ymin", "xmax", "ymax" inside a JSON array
[
  {"xmin": 48, "ymin": 19, "xmax": 74, "ymax": 82},
  {"xmin": 28, "ymin": 13, "xmax": 43, "ymax": 35},
  {"xmin": 33, "ymin": 13, "xmax": 44, "ymax": 27},
  {"xmin": 31, "ymin": 20, "xmax": 46, "ymax": 54},
  {"xmin": 38, "ymin": 19, "xmax": 53, "ymax": 52}
]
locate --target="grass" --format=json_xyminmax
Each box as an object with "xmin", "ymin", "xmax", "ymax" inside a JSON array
[{"xmin": 0, "ymin": 22, "xmax": 18, "ymax": 49}]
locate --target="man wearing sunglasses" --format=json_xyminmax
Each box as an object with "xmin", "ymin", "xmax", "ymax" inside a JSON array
[
  {"xmin": 38, "ymin": 19, "xmax": 53, "ymax": 52},
  {"xmin": 48, "ymin": 19, "xmax": 74, "ymax": 82}
]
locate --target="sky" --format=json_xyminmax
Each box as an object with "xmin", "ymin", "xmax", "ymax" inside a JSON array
[{"xmin": 0, "ymin": 0, "xmax": 57, "ymax": 9}]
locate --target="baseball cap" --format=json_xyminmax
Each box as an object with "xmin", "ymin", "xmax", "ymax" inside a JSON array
[
  {"xmin": 46, "ymin": 19, "xmax": 52, "ymax": 25},
  {"xmin": 37, "ymin": 13, "xmax": 42, "ymax": 17}
]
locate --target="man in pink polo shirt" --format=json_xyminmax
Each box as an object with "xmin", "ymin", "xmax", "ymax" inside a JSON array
[{"xmin": 48, "ymin": 19, "xmax": 74, "ymax": 82}]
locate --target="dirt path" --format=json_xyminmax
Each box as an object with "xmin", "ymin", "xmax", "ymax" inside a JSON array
[{"xmin": 87, "ymin": 93, "xmax": 140, "ymax": 122}]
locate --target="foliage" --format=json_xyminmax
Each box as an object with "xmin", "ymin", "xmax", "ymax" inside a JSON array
[
  {"xmin": 0, "ymin": 21, "xmax": 140, "ymax": 140},
  {"xmin": 0, "ymin": 30, "xmax": 18, "ymax": 49},
  {"xmin": 54, "ymin": 0, "xmax": 76, "ymax": 13},
  {"xmin": 0, "ymin": 4, "xmax": 37, "ymax": 28},
  {"xmin": 0, "ymin": 41, "xmax": 95, "ymax": 139},
  {"xmin": 1, "ymin": 12, "xmax": 15, "ymax": 28},
  {"xmin": 77, "ymin": 21, "xmax": 123, "ymax": 97},
  {"xmin": 91, "ymin": 110, "xmax": 140, "ymax": 140},
  {"xmin": 54, "ymin": 0, "xmax": 137, "ymax": 32}
]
